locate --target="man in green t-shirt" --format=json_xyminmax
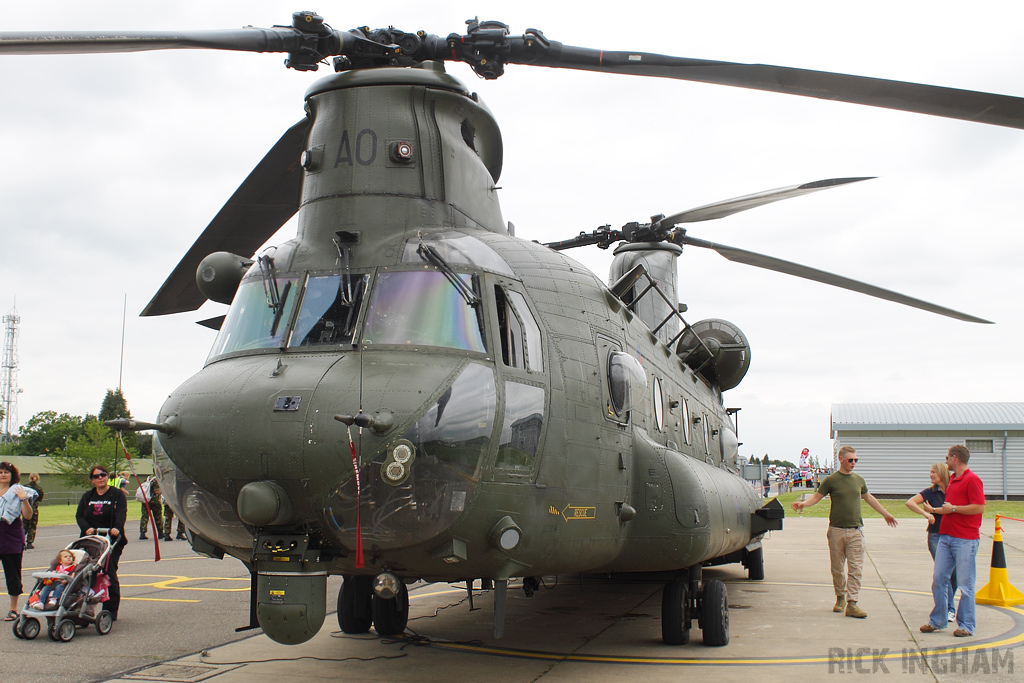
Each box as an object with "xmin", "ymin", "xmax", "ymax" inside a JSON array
[{"xmin": 792, "ymin": 446, "xmax": 898, "ymax": 618}]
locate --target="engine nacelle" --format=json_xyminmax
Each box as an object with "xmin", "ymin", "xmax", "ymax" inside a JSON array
[{"xmin": 675, "ymin": 318, "xmax": 750, "ymax": 391}]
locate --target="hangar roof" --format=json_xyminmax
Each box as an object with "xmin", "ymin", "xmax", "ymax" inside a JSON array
[{"xmin": 831, "ymin": 402, "xmax": 1024, "ymax": 433}]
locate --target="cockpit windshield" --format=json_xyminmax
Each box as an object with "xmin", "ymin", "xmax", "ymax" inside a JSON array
[
  {"xmin": 361, "ymin": 270, "xmax": 486, "ymax": 352},
  {"xmin": 289, "ymin": 274, "xmax": 367, "ymax": 347},
  {"xmin": 207, "ymin": 276, "xmax": 300, "ymax": 360}
]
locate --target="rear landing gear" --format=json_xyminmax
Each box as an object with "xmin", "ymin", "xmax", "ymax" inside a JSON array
[{"xmin": 661, "ymin": 569, "xmax": 730, "ymax": 646}]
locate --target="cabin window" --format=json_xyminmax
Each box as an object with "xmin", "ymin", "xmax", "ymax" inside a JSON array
[
  {"xmin": 362, "ymin": 271, "xmax": 485, "ymax": 351},
  {"xmin": 702, "ymin": 413, "xmax": 711, "ymax": 456},
  {"xmin": 495, "ymin": 286, "xmax": 543, "ymax": 372},
  {"xmin": 289, "ymin": 274, "xmax": 367, "ymax": 347},
  {"xmin": 682, "ymin": 399, "xmax": 691, "ymax": 445},
  {"xmin": 653, "ymin": 377, "xmax": 664, "ymax": 431},
  {"xmin": 608, "ymin": 352, "xmax": 647, "ymax": 416},
  {"xmin": 207, "ymin": 276, "xmax": 300, "ymax": 360},
  {"xmin": 496, "ymin": 382, "xmax": 545, "ymax": 471}
]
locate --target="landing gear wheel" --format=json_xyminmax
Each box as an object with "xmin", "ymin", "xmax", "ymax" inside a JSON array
[
  {"xmin": 338, "ymin": 575, "xmax": 373, "ymax": 634},
  {"xmin": 661, "ymin": 578, "xmax": 691, "ymax": 645},
  {"xmin": 55, "ymin": 618, "xmax": 76, "ymax": 643},
  {"xmin": 746, "ymin": 546, "xmax": 765, "ymax": 581},
  {"xmin": 20, "ymin": 617, "xmax": 40, "ymax": 640},
  {"xmin": 371, "ymin": 582, "xmax": 409, "ymax": 637},
  {"xmin": 700, "ymin": 579, "xmax": 729, "ymax": 646},
  {"xmin": 95, "ymin": 610, "xmax": 114, "ymax": 635}
]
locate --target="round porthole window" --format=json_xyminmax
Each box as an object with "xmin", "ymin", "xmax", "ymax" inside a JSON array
[{"xmin": 608, "ymin": 352, "xmax": 647, "ymax": 416}]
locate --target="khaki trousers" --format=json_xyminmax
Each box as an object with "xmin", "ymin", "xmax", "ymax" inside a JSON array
[{"xmin": 827, "ymin": 526, "xmax": 864, "ymax": 602}]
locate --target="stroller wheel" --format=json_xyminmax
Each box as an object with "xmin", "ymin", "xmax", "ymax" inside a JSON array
[
  {"xmin": 55, "ymin": 618, "xmax": 76, "ymax": 642},
  {"xmin": 12, "ymin": 618, "xmax": 24, "ymax": 639},
  {"xmin": 95, "ymin": 610, "xmax": 113, "ymax": 635},
  {"xmin": 20, "ymin": 618, "xmax": 41, "ymax": 640}
]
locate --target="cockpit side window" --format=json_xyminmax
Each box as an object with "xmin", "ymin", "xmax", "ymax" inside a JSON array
[{"xmin": 495, "ymin": 286, "xmax": 543, "ymax": 372}]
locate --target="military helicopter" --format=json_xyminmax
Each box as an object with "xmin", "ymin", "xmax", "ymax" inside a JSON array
[{"xmin": 3, "ymin": 11, "xmax": 1022, "ymax": 648}]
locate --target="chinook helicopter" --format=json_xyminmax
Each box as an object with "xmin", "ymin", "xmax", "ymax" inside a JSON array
[{"xmin": 3, "ymin": 12, "xmax": 1022, "ymax": 648}]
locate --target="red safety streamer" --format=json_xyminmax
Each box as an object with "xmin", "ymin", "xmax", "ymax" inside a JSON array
[
  {"xmin": 117, "ymin": 433, "xmax": 160, "ymax": 561},
  {"xmin": 346, "ymin": 425, "xmax": 364, "ymax": 568}
]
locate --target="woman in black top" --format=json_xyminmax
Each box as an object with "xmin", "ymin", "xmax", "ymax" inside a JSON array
[
  {"xmin": 906, "ymin": 462, "xmax": 957, "ymax": 622},
  {"xmin": 75, "ymin": 464, "xmax": 127, "ymax": 620}
]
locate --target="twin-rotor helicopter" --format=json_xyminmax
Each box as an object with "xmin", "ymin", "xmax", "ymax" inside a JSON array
[{"xmin": 3, "ymin": 11, "xmax": 1021, "ymax": 647}]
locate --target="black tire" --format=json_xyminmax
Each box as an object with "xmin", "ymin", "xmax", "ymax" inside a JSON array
[
  {"xmin": 661, "ymin": 579, "xmax": 691, "ymax": 645},
  {"xmin": 12, "ymin": 618, "xmax": 24, "ymax": 639},
  {"xmin": 95, "ymin": 610, "xmax": 114, "ymax": 635},
  {"xmin": 746, "ymin": 546, "xmax": 765, "ymax": 581},
  {"xmin": 56, "ymin": 618, "xmax": 76, "ymax": 643},
  {"xmin": 338, "ymin": 576, "xmax": 373, "ymax": 634},
  {"xmin": 371, "ymin": 582, "xmax": 409, "ymax": 637},
  {"xmin": 700, "ymin": 579, "xmax": 729, "ymax": 646},
  {"xmin": 20, "ymin": 617, "xmax": 40, "ymax": 640}
]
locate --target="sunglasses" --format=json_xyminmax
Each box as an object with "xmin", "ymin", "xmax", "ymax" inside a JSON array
[
  {"xmin": 846, "ymin": 458, "xmax": 858, "ymax": 463},
  {"xmin": 90, "ymin": 473, "xmax": 108, "ymax": 479}
]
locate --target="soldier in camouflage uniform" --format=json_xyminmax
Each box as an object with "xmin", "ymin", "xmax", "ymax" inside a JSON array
[
  {"xmin": 24, "ymin": 472, "xmax": 44, "ymax": 550},
  {"xmin": 139, "ymin": 476, "xmax": 164, "ymax": 540},
  {"xmin": 162, "ymin": 498, "xmax": 187, "ymax": 542}
]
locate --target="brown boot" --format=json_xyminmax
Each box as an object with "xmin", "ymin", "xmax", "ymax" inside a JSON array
[
  {"xmin": 833, "ymin": 596, "xmax": 846, "ymax": 613},
  {"xmin": 845, "ymin": 601, "xmax": 867, "ymax": 618}
]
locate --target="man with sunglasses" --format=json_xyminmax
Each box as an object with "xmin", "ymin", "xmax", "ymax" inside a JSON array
[
  {"xmin": 75, "ymin": 465, "xmax": 127, "ymax": 620},
  {"xmin": 792, "ymin": 446, "xmax": 897, "ymax": 618}
]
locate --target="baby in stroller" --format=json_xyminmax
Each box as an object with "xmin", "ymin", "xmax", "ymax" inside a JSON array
[{"xmin": 28, "ymin": 549, "xmax": 77, "ymax": 609}]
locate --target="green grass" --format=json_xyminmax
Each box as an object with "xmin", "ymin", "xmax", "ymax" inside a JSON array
[
  {"xmin": 772, "ymin": 491, "xmax": 1024, "ymax": 520},
  {"xmin": 35, "ymin": 501, "xmax": 148, "ymax": 527}
]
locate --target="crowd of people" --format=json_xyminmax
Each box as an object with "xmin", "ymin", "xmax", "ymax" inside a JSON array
[{"xmin": 791, "ymin": 444, "xmax": 986, "ymax": 637}]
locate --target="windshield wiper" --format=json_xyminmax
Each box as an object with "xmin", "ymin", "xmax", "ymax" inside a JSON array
[
  {"xmin": 258, "ymin": 254, "xmax": 291, "ymax": 338},
  {"xmin": 417, "ymin": 243, "xmax": 481, "ymax": 307}
]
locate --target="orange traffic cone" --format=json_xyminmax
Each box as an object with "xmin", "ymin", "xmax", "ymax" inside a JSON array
[{"xmin": 976, "ymin": 516, "xmax": 1024, "ymax": 607}]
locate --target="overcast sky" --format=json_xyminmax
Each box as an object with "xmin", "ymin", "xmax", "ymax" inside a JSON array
[{"xmin": 2, "ymin": 0, "xmax": 1022, "ymax": 468}]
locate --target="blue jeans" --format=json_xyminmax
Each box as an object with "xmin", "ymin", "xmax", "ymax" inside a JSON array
[
  {"xmin": 929, "ymin": 535, "xmax": 980, "ymax": 633},
  {"xmin": 927, "ymin": 532, "xmax": 957, "ymax": 613}
]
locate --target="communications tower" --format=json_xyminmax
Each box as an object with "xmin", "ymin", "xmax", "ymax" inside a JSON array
[{"xmin": 1, "ymin": 306, "xmax": 21, "ymax": 444}]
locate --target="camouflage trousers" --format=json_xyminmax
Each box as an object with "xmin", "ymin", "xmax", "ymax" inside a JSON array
[
  {"xmin": 24, "ymin": 502, "xmax": 40, "ymax": 544},
  {"xmin": 163, "ymin": 502, "xmax": 185, "ymax": 538},
  {"xmin": 140, "ymin": 500, "xmax": 164, "ymax": 537}
]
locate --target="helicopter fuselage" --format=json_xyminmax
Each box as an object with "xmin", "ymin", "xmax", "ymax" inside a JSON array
[{"xmin": 150, "ymin": 62, "xmax": 765, "ymax": 644}]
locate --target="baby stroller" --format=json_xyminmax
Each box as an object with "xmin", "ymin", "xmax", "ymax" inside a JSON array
[{"xmin": 12, "ymin": 532, "xmax": 116, "ymax": 642}]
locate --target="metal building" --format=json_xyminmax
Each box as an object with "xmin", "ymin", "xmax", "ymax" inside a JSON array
[{"xmin": 830, "ymin": 403, "xmax": 1024, "ymax": 499}]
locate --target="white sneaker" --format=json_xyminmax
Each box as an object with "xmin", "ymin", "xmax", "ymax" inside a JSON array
[{"xmin": 948, "ymin": 611, "xmax": 956, "ymax": 623}]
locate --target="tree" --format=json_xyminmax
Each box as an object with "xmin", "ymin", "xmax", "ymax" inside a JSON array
[
  {"xmin": 15, "ymin": 411, "xmax": 85, "ymax": 456},
  {"xmin": 49, "ymin": 417, "xmax": 140, "ymax": 488},
  {"xmin": 99, "ymin": 389, "xmax": 131, "ymax": 423}
]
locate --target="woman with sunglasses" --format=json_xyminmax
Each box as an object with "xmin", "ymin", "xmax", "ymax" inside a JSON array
[
  {"xmin": 75, "ymin": 464, "xmax": 127, "ymax": 620},
  {"xmin": 1, "ymin": 461, "xmax": 35, "ymax": 621}
]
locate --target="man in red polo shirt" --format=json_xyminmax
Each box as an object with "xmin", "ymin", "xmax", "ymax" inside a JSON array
[{"xmin": 919, "ymin": 444, "xmax": 985, "ymax": 637}]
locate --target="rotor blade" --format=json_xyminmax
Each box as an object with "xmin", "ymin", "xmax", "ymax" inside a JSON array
[
  {"xmin": 141, "ymin": 118, "xmax": 310, "ymax": 317},
  {"xmin": 524, "ymin": 45, "xmax": 1024, "ymax": 130},
  {"xmin": 656, "ymin": 177, "xmax": 873, "ymax": 228},
  {"xmin": 679, "ymin": 235, "xmax": 992, "ymax": 324},
  {"xmin": 0, "ymin": 27, "xmax": 309, "ymax": 55}
]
